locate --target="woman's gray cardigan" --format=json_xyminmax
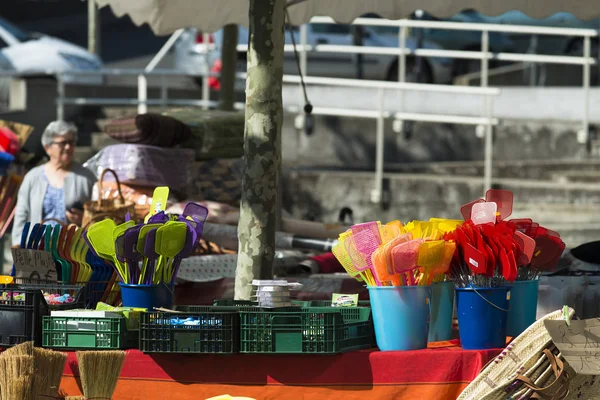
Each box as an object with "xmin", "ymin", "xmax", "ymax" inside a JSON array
[{"xmin": 12, "ymin": 163, "xmax": 96, "ymax": 245}]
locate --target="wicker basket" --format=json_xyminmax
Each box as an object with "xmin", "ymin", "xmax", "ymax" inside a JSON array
[{"xmin": 82, "ymin": 168, "xmax": 136, "ymax": 228}]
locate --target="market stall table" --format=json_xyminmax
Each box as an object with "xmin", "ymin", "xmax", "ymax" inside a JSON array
[{"xmin": 59, "ymin": 340, "xmax": 500, "ymax": 400}]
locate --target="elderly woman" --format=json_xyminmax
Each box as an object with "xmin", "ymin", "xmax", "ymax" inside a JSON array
[{"xmin": 12, "ymin": 120, "xmax": 96, "ymax": 245}]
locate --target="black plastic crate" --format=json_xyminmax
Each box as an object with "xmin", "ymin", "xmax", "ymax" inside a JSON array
[
  {"xmin": 12, "ymin": 277, "xmax": 120, "ymax": 309},
  {"xmin": 139, "ymin": 309, "xmax": 239, "ymax": 354},
  {"xmin": 0, "ymin": 284, "xmax": 83, "ymax": 347}
]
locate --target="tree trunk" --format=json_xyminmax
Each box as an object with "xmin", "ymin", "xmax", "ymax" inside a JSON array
[
  {"xmin": 234, "ymin": 0, "xmax": 285, "ymax": 300},
  {"xmin": 219, "ymin": 24, "xmax": 238, "ymax": 111}
]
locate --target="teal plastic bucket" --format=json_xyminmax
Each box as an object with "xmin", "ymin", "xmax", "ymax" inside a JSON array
[
  {"xmin": 368, "ymin": 286, "xmax": 430, "ymax": 351},
  {"xmin": 428, "ymin": 281, "xmax": 455, "ymax": 342},
  {"xmin": 456, "ymin": 286, "xmax": 510, "ymax": 350},
  {"xmin": 507, "ymin": 279, "xmax": 539, "ymax": 337},
  {"xmin": 119, "ymin": 283, "xmax": 174, "ymax": 310}
]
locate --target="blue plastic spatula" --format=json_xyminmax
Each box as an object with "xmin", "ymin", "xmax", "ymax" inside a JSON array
[
  {"xmin": 26, "ymin": 223, "xmax": 39, "ymax": 249},
  {"xmin": 12, "ymin": 221, "xmax": 31, "ymax": 276},
  {"xmin": 19, "ymin": 221, "xmax": 30, "ymax": 249}
]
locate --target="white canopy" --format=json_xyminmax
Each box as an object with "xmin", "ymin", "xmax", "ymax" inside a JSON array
[{"xmin": 95, "ymin": 0, "xmax": 600, "ymax": 36}]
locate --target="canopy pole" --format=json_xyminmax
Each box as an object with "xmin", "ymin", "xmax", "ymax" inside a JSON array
[
  {"xmin": 88, "ymin": 0, "xmax": 101, "ymax": 56},
  {"xmin": 220, "ymin": 24, "xmax": 239, "ymax": 111},
  {"xmin": 235, "ymin": 0, "xmax": 286, "ymax": 300}
]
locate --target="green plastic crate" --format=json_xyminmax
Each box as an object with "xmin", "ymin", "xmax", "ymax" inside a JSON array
[
  {"xmin": 290, "ymin": 301, "xmax": 372, "ymax": 323},
  {"xmin": 297, "ymin": 300, "xmax": 371, "ymax": 308},
  {"xmin": 139, "ymin": 310, "xmax": 239, "ymax": 354},
  {"xmin": 42, "ymin": 316, "xmax": 135, "ymax": 349},
  {"xmin": 239, "ymin": 307, "xmax": 374, "ymax": 354}
]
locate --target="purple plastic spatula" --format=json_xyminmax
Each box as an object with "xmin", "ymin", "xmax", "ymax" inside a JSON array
[
  {"xmin": 124, "ymin": 226, "xmax": 144, "ymax": 284},
  {"xmin": 182, "ymin": 202, "xmax": 209, "ymax": 224}
]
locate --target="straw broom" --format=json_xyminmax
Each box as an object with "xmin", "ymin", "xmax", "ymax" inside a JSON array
[
  {"xmin": 0, "ymin": 341, "xmax": 33, "ymax": 400},
  {"xmin": 3, "ymin": 376, "xmax": 33, "ymax": 400},
  {"xmin": 32, "ymin": 347, "xmax": 67, "ymax": 400},
  {"xmin": 0, "ymin": 355, "xmax": 34, "ymax": 400},
  {"xmin": 77, "ymin": 351, "xmax": 126, "ymax": 400},
  {"xmin": 1, "ymin": 341, "xmax": 33, "ymax": 357}
]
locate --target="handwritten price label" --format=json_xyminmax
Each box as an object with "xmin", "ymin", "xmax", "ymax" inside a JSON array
[{"xmin": 11, "ymin": 248, "xmax": 57, "ymax": 281}]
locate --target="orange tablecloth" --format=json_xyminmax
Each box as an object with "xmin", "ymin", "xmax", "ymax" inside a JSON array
[{"xmin": 60, "ymin": 340, "xmax": 500, "ymax": 400}]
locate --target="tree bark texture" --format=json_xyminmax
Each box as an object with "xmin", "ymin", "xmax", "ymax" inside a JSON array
[
  {"xmin": 234, "ymin": 0, "xmax": 285, "ymax": 300},
  {"xmin": 219, "ymin": 24, "xmax": 238, "ymax": 112}
]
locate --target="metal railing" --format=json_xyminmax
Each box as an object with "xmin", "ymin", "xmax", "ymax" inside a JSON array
[
  {"xmin": 2, "ymin": 17, "xmax": 597, "ymax": 203},
  {"xmin": 302, "ymin": 17, "xmax": 596, "ymax": 198}
]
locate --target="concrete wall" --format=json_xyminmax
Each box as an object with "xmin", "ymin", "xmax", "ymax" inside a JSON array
[
  {"xmin": 282, "ymin": 114, "xmax": 586, "ymax": 169},
  {"xmin": 282, "ymin": 170, "xmax": 600, "ymax": 247}
]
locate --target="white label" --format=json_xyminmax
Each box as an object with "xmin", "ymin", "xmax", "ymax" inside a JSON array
[
  {"xmin": 11, "ymin": 248, "xmax": 57, "ymax": 281},
  {"xmin": 469, "ymin": 258, "xmax": 479, "ymax": 268}
]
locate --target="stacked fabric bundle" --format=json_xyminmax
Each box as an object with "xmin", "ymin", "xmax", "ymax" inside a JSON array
[{"xmin": 84, "ymin": 113, "xmax": 197, "ymax": 219}]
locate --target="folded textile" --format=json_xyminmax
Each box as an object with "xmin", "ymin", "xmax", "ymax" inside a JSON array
[
  {"xmin": 84, "ymin": 144, "xmax": 195, "ymax": 192},
  {"xmin": 104, "ymin": 113, "xmax": 192, "ymax": 147}
]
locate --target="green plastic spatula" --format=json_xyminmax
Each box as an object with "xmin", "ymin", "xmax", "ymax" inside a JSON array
[
  {"xmin": 154, "ymin": 221, "xmax": 187, "ymax": 284},
  {"xmin": 113, "ymin": 220, "xmax": 135, "ymax": 282},
  {"xmin": 86, "ymin": 219, "xmax": 129, "ymax": 281},
  {"xmin": 137, "ymin": 223, "xmax": 164, "ymax": 284},
  {"xmin": 145, "ymin": 186, "xmax": 170, "ymax": 223}
]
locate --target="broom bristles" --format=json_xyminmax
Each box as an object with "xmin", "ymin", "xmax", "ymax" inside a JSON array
[
  {"xmin": 1, "ymin": 341, "xmax": 33, "ymax": 357},
  {"xmin": 65, "ymin": 397, "xmax": 86, "ymax": 400},
  {"xmin": 32, "ymin": 347, "xmax": 68, "ymax": 399},
  {"xmin": 77, "ymin": 350, "xmax": 126, "ymax": 399},
  {"xmin": 4, "ymin": 376, "xmax": 33, "ymax": 400},
  {"xmin": 0, "ymin": 355, "xmax": 34, "ymax": 400}
]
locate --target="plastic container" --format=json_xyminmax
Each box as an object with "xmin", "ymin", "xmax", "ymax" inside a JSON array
[
  {"xmin": 139, "ymin": 308, "xmax": 239, "ymax": 354},
  {"xmin": 119, "ymin": 283, "xmax": 173, "ymax": 310},
  {"xmin": 429, "ymin": 281, "xmax": 455, "ymax": 342},
  {"xmin": 368, "ymin": 286, "xmax": 431, "ymax": 351},
  {"xmin": 42, "ymin": 316, "xmax": 136, "ymax": 349},
  {"xmin": 456, "ymin": 286, "xmax": 510, "ymax": 350},
  {"xmin": 507, "ymin": 279, "xmax": 539, "ymax": 337},
  {"xmin": 0, "ymin": 284, "xmax": 83, "ymax": 347},
  {"xmin": 238, "ymin": 307, "xmax": 373, "ymax": 354}
]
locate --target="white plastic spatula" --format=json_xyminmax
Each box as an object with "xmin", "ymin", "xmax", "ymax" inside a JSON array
[{"xmin": 471, "ymin": 202, "xmax": 497, "ymax": 225}]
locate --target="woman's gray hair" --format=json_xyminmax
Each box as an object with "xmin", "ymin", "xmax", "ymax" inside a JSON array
[{"xmin": 41, "ymin": 120, "xmax": 78, "ymax": 147}]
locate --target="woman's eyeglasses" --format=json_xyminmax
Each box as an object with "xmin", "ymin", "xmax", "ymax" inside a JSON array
[{"xmin": 51, "ymin": 140, "xmax": 75, "ymax": 148}]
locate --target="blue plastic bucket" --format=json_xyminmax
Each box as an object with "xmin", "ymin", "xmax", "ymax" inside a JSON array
[
  {"xmin": 368, "ymin": 286, "xmax": 430, "ymax": 351},
  {"xmin": 429, "ymin": 281, "xmax": 455, "ymax": 342},
  {"xmin": 119, "ymin": 283, "xmax": 174, "ymax": 310},
  {"xmin": 507, "ymin": 280, "xmax": 539, "ymax": 337},
  {"xmin": 456, "ymin": 286, "xmax": 510, "ymax": 350}
]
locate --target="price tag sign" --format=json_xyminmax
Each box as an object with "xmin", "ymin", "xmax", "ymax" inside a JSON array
[{"xmin": 11, "ymin": 248, "xmax": 57, "ymax": 281}]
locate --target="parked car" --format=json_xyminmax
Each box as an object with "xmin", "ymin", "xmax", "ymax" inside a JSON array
[
  {"xmin": 0, "ymin": 16, "xmax": 103, "ymax": 84},
  {"xmin": 365, "ymin": 11, "xmax": 516, "ymax": 77},
  {"xmin": 174, "ymin": 22, "xmax": 454, "ymax": 89},
  {"xmin": 469, "ymin": 10, "xmax": 600, "ymax": 57}
]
